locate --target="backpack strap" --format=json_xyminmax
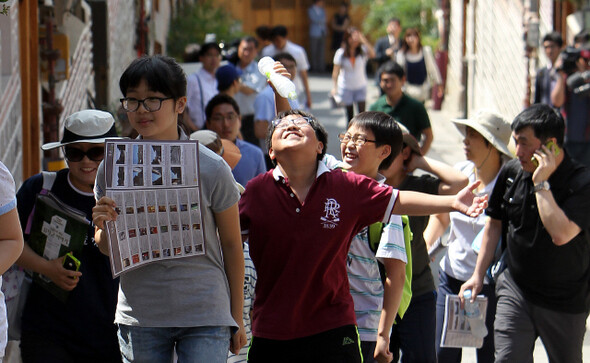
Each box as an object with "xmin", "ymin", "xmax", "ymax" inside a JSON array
[
  {"xmin": 368, "ymin": 222, "xmax": 383, "ymax": 253},
  {"xmin": 24, "ymin": 172, "xmax": 57, "ymax": 235},
  {"xmin": 368, "ymin": 215, "xmax": 414, "ymax": 322},
  {"xmin": 367, "ymin": 221, "xmax": 388, "ymax": 285},
  {"xmin": 196, "ymin": 73, "xmax": 205, "ymax": 127},
  {"xmin": 41, "ymin": 171, "xmax": 57, "ymax": 192},
  {"xmin": 498, "ymin": 160, "xmax": 521, "ymax": 252},
  {"xmin": 397, "ymin": 215, "xmax": 413, "ymax": 320}
]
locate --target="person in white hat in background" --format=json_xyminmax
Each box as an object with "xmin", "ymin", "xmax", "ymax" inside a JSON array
[
  {"xmin": 13, "ymin": 109, "xmax": 122, "ymax": 362},
  {"xmin": 423, "ymin": 109, "xmax": 513, "ymax": 363}
]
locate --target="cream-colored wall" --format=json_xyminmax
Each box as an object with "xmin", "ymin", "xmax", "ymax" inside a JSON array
[
  {"xmin": 0, "ymin": 0, "xmax": 24, "ymax": 184},
  {"xmin": 445, "ymin": 0, "xmax": 528, "ymax": 120},
  {"xmin": 106, "ymin": 0, "xmax": 136, "ymax": 108},
  {"xmin": 151, "ymin": 0, "xmax": 172, "ymax": 54}
]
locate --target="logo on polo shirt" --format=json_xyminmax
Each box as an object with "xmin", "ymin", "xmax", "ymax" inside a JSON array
[{"xmin": 320, "ymin": 198, "xmax": 340, "ymax": 229}]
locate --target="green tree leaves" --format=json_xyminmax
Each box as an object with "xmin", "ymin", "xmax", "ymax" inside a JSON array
[
  {"xmin": 167, "ymin": 0, "xmax": 243, "ymax": 60},
  {"xmin": 360, "ymin": 0, "xmax": 439, "ymax": 49}
]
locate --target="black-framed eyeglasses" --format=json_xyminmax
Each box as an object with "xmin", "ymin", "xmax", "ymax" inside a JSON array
[
  {"xmin": 120, "ymin": 97, "xmax": 173, "ymax": 112},
  {"xmin": 64, "ymin": 146, "xmax": 105, "ymax": 162},
  {"xmin": 338, "ymin": 133, "xmax": 377, "ymax": 147},
  {"xmin": 272, "ymin": 116, "xmax": 312, "ymax": 129}
]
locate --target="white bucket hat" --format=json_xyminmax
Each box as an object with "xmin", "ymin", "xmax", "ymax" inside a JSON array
[
  {"xmin": 450, "ymin": 110, "xmax": 512, "ymax": 158},
  {"xmin": 41, "ymin": 110, "xmax": 119, "ymax": 150}
]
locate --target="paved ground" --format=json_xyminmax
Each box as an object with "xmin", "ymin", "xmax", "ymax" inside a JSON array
[{"xmin": 306, "ymin": 73, "xmax": 590, "ymax": 363}]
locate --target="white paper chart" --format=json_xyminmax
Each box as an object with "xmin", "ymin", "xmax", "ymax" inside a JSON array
[{"xmin": 104, "ymin": 139, "xmax": 205, "ymax": 276}]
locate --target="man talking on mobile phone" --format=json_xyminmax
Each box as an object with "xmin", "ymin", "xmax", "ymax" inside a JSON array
[{"xmin": 460, "ymin": 103, "xmax": 590, "ymax": 363}]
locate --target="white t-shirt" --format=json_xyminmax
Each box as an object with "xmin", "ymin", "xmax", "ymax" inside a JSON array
[
  {"xmin": 186, "ymin": 68, "xmax": 218, "ymax": 130},
  {"xmin": 439, "ymin": 160, "xmax": 498, "ymax": 283},
  {"xmin": 261, "ymin": 41, "xmax": 310, "ymax": 105},
  {"xmin": 235, "ymin": 60, "xmax": 268, "ymax": 116},
  {"xmin": 333, "ymin": 45, "xmax": 369, "ymax": 91},
  {"xmin": 0, "ymin": 161, "xmax": 16, "ymax": 359}
]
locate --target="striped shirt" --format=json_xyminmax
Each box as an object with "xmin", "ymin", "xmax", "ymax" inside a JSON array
[
  {"xmin": 227, "ymin": 242, "xmax": 257, "ymax": 363},
  {"xmin": 347, "ymin": 212, "xmax": 407, "ymax": 341}
]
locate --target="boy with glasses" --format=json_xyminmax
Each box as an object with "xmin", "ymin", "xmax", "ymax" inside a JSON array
[
  {"xmin": 239, "ymin": 107, "xmax": 487, "ymax": 362},
  {"xmin": 254, "ymin": 52, "xmax": 298, "ymax": 169},
  {"xmin": 333, "ymin": 111, "xmax": 408, "ymax": 363},
  {"xmin": 205, "ymin": 94, "xmax": 265, "ymax": 187},
  {"xmin": 14, "ymin": 110, "xmax": 121, "ymax": 362}
]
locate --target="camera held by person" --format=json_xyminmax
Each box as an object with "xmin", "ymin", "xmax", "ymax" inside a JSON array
[
  {"xmin": 556, "ymin": 46, "xmax": 582, "ymax": 75},
  {"xmin": 563, "ymin": 46, "xmax": 590, "ymax": 95}
]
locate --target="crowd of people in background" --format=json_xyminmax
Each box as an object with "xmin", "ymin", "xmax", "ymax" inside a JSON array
[{"xmin": 1, "ymin": 3, "xmax": 590, "ymax": 363}]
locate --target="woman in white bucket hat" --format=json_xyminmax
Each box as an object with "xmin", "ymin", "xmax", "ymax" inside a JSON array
[{"xmin": 424, "ymin": 109, "xmax": 513, "ymax": 363}]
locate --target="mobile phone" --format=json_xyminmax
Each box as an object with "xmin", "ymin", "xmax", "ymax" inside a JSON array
[
  {"xmin": 531, "ymin": 141, "xmax": 560, "ymax": 167},
  {"xmin": 63, "ymin": 252, "xmax": 81, "ymax": 272}
]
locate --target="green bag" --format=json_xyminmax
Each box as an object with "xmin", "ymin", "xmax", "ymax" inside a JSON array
[{"xmin": 368, "ymin": 215, "xmax": 413, "ymax": 320}]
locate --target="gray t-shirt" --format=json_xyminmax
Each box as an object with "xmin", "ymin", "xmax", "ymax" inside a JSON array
[{"xmin": 95, "ymin": 139, "xmax": 240, "ymax": 328}]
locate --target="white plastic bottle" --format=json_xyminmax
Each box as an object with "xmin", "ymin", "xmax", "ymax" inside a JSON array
[
  {"xmin": 258, "ymin": 56, "xmax": 298, "ymax": 102},
  {"xmin": 463, "ymin": 290, "xmax": 488, "ymax": 339}
]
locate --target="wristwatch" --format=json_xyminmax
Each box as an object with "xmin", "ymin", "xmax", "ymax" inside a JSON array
[{"xmin": 533, "ymin": 180, "xmax": 550, "ymax": 192}]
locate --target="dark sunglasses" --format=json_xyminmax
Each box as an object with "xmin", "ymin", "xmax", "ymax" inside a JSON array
[{"xmin": 64, "ymin": 146, "xmax": 105, "ymax": 162}]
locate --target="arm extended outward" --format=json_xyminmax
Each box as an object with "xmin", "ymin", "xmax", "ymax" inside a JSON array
[{"xmin": 392, "ymin": 181, "xmax": 487, "ymax": 218}]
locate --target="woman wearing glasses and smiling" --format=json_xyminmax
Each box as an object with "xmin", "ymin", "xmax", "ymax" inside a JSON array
[{"xmin": 14, "ymin": 110, "xmax": 122, "ymax": 362}]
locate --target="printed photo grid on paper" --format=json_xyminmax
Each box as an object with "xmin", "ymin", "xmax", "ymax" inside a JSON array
[{"xmin": 104, "ymin": 139, "xmax": 204, "ymax": 276}]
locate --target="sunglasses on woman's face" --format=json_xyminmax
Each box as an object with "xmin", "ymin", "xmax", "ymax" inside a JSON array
[{"xmin": 64, "ymin": 146, "xmax": 105, "ymax": 162}]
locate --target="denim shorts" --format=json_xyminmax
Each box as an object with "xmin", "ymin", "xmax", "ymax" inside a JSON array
[
  {"xmin": 338, "ymin": 87, "xmax": 367, "ymax": 105},
  {"xmin": 117, "ymin": 324, "xmax": 230, "ymax": 363}
]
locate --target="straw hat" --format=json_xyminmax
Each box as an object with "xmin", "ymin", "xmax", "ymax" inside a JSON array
[{"xmin": 450, "ymin": 110, "xmax": 512, "ymax": 158}]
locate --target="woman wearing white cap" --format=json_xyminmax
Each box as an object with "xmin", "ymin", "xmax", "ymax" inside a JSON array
[
  {"xmin": 14, "ymin": 110, "xmax": 121, "ymax": 362},
  {"xmin": 424, "ymin": 110, "xmax": 513, "ymax": 363}
]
